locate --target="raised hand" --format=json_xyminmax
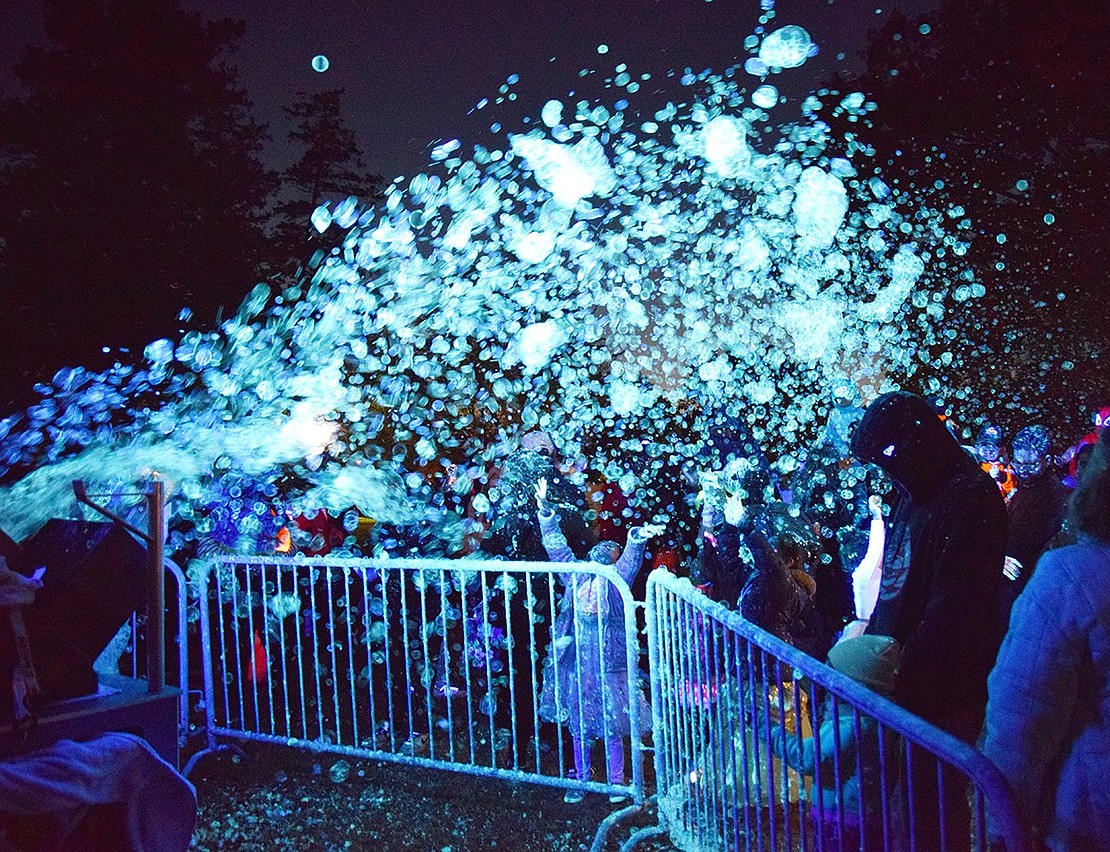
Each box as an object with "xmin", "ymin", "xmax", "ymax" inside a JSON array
[
  {"xmin": 723, "ymin": 492, "xmax": 746, "ymax": 527},
  {"xmin": 868, "ymin": 494, "xmax": 883, "ymax": 520},
  {"xmin": 641, "ymin": 523, "xmax": 667, "ymax": 539},
  {"xmin": 0, "ymin": 557, "xmax": 41, "ymax": 608}
]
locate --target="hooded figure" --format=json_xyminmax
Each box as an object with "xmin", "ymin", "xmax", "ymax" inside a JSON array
[
  {"xmin": 850, "ymin": 392, "xmax": 1007, "ymax": 728},
  {"xmin": 852, "ymin": 392, "xmax": 1008, "ymax": 850}
]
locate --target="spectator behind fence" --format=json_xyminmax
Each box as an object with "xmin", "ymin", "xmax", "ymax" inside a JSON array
[
  {"xmin": 850, "ymin": 391, "xmax": 1007, "ymax": 851},
  {"xmin": 534, "ymin": 478, "xmax": 661, "ymax": 804},
  {"xmin": 997, "ymin": 425, "xmax": 1069, "ymax": 629},
  {"xmin": 768, "ymin": 634, "xmax": 902, "ymax": 849},
  {"xmin": 984, "ymin": 424, "xmax": 1110, "ymax": 851},
  {"xmin": 696, "ymin": 457, "xmax": 771, "ymax": 608},
  {"xmin": 484, "ymin": 430, "xmax": 593, "ymax": 561}
]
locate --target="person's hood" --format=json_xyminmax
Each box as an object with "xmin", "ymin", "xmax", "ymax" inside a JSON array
[{"xmin": 849, "ymin": 391, "xmax": 968, "ymax": 503}]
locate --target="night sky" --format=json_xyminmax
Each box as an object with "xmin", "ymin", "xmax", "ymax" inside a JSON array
[{"xmin": 3, "ymin": 0, "xmax": 938, "ymax": 181}]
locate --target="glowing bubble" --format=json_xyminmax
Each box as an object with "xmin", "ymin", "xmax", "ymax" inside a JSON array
[
  {"xmin": 310, "ymin": 203, "xmax": 332, "ymax": 233},
  {"xmin": 744, "ymin": 57, "xmax": 769, "ymax": 77},
  {"xmin": 597, "ymin": 44, "xmax": 609, "ymax": 54},
  {"xmin": 859, "ymin": 246, "xmax": 924, "ymax": 322},
  {"xmin": 701, "ymin": 115, "xmax": 751, "ymax": 178},
  {"xmin": 541, "ymin": 99, "xmax": 563, "ymax": 128},
  {"xmin": 776, "ymin": 297, "xmax": 844, "ymax": 362},
  {"xmin": 514, "ymin": 230, "xmax": 557, "ymax": 264},
  {"xmin": 611, "ymin": 381, "xmax": 657, "ymax": 416},
  {"xmin": 144, "ymin": 338, "xmax": 175, "ymax": 367},
  {"xmin": 792, "ymin": 166, "xmax": 847, "ymax": 249},
  {"xmin": 758, "ymin": 25, "xmax": 814, "ymax": 69},
  {"xmin": 1043, "ymin": 212, "xmax": 1056, "ymax": 225},
  {"xmin": 515, "ymin": 321, "xmax": 567, "ymax": 372},
  {"xmin": 751, "ymin": 84, "xmax": 779, "ymax": 108},
  {"xmin": 510, "ymin": 134, "xmax": 616, "ymax": 207},
  {"xmin": 919, "ymin": 23, "xmax": 932, "ymax": 35},
  {"xmin": 311, "ymin": 55, "xmax": 329, "ymax": 73}
]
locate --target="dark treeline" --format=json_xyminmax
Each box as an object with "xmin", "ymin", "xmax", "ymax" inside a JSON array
[{"xmin": 0, "ymin": 0, "xmax": 381, "ymax": 412}]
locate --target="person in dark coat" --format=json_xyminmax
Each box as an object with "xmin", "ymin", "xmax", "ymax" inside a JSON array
[
  {"xmin": 850, "ymin": 391, "xmax": 1008, "ymax": 729},
  {"xmin": 696, "ymin": 457, "xmax": 773, "ymax": 608},
  {"xmin": 850, "ymin": 391, "xmax": 1008, "ymax": 851},
  {"xmin": 997, "ymin": 425, "xmax": 1069, "ymax": 629}
]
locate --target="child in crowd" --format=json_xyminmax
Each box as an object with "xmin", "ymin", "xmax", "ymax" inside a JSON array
[
  {"xmin": 534, "ymin": 478, "xmax": 663, "ymax": 803},
  {"xmin": 766, "ymin": 634, "xmax": 902, "ymax": 847}
]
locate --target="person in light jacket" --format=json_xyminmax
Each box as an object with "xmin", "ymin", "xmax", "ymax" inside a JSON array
[{"xmin": 984, "ymin": 424, "xmax": 1110, "ymax": 851}]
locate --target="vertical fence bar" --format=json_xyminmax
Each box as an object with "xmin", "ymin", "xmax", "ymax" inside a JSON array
[
  {"xmin": 525, "ymin": 572, "xmax": 541, "ymax": 775},
  {"xmin": 345, "ymin": 568, "xmax": 358, "ymax": 747},
  {"xmin": 502, "ymin": 571, "xmax": 520, "ymax": 772},
  {"xmin": 459, "ymin": 572, "xmax": 477, "ymax": 766},
  {"xmin": 379, "ymin": 566, "xmax": 397, "ymax": 752},
  {"xmin": 359, "ymin": 567, "xmax": 378, "ymax": 747},
  {"xmin": 440, "ymin": 568, "xmax": 455, "ymax": 761}
]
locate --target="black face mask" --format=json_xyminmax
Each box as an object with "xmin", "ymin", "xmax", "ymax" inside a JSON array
[{"xmin": 850, "ymin": 391, "xmax": 966, "ymax": 503}]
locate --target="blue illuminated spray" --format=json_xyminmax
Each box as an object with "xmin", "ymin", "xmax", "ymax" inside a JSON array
[{"xmin": 0, "ymin": 12, "xmax": 979, "ymax": 557}]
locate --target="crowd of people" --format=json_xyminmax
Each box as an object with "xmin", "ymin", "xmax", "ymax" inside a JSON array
[
  {"xmin": 283, "ymin": 382, "xmax": 1105, "ymax": 850},
  {"xmin": 2, "ymin": 383, "xmax": 1106, "ymax": 851},
  {"xmin": 419, "ymin": 388, "xmax": 1105, "ymax": 850}
]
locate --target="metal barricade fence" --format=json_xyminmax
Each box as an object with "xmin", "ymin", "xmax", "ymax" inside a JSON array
[
  {"xmin": 639, "ymin": 568, "xmax": 1031, "ymax": 852},
  {"xmin": 187, "ymin": 555, "xmax": 647, "ymax": 805},
  {"xmin": 120, "ymin": 557, "xmax": 192, "ymax": 745}
]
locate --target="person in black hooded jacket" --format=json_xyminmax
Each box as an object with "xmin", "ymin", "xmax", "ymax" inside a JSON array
[
  {"xmin": 850, "ymin": 391, "xmax": 1008, "ymax": 730},
  {"xmin": 851, "ymin": 391, "xmax": 1008, "ymax": 850}
]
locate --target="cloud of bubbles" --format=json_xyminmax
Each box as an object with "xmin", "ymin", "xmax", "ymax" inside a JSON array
[{"xmin": 0, "ymin": 21, "xmax": 982, "ymax": 551}]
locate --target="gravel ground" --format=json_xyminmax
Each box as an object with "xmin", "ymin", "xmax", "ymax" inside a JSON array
[{"xmin": 187, "ymin": 741, "xmax": 680, "ymax": 851}]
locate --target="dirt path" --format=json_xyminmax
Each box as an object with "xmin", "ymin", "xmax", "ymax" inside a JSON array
[{"xmin": 188, "ymin": 742, "xmax": 678, "ymax": 851}]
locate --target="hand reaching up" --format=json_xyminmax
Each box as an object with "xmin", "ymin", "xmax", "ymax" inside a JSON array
[
  {"xmin": 868, "ymin": 494, "xmax": 883, "ymax": 520},
  {"xmin": 723, "ymin": 493, "xmax": 746, "ymax": 527},
  {"xmin": 640, "ymin": 523, "xmax": 667, "ymax": 539},
  {"xmin": 0, "ymin": 557, "xmax": 41, "ymax": 608}
]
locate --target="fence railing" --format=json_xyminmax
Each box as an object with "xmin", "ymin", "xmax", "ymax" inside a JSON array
[
  {"xmin": 116, "ymin": 557, "xmax": 191, "ymax": 745},
  {"xmin": 187, "ymin": 555, "xmax": 647, "ymax": 806},
  {"xmin": 638, "ymin": 568, "xmax": 1030, "ymax": 852}
]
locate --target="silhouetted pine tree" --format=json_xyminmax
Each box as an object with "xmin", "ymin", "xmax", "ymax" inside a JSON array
[{"xmin": 0, "ymin": 0, "xmax": 275, "ymax": 410}]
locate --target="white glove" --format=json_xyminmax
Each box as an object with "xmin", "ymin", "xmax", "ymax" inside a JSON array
[{"xmin": 723, "ymin": 493, "xmax": 746, "ymax": 527}]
